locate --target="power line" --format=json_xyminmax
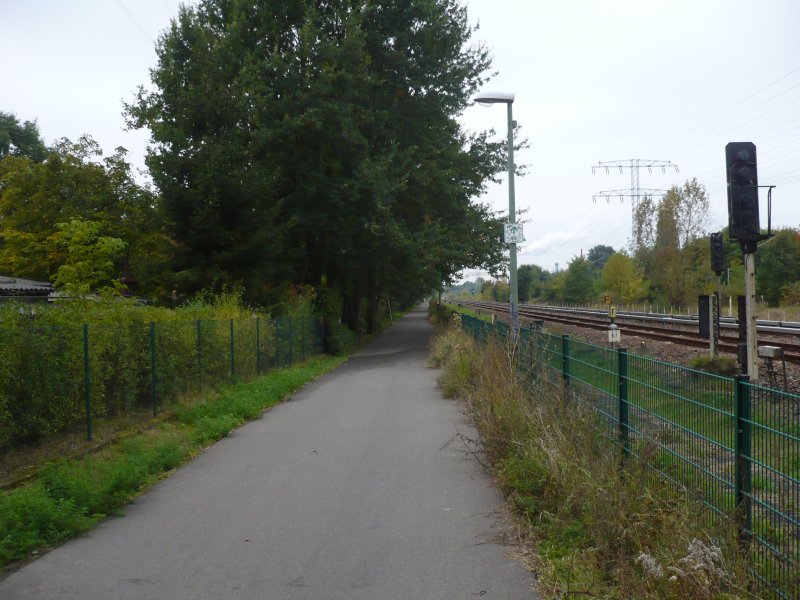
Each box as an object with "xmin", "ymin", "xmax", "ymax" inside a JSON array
[
  {"xmin": 643, "ymin": 62, "xmax": 800, "ymax": 157},
  {"xmin": 591, "ymin": 159, "xmax": 679, "ymax": 247},
  {"xmin": 115, "ymin": 0, "xmax": 155, "ymax": 45}
]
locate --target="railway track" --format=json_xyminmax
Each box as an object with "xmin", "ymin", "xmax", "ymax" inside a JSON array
[{"xmin": 458, "ymin": 300, "xmax": 800, "ymax": 365}]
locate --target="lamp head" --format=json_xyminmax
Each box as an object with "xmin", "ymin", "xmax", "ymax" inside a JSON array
[{"xmin": 473, "ymin": 91, "xmax": 515, "ymax": 106}]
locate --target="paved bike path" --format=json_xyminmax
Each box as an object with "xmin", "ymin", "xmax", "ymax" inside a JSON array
[{"xmin": 0, "ymin": 308, "xmax": 536, "ymax": 599}]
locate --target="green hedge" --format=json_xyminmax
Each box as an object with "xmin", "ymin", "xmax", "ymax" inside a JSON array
[{"xmin": 0, "ymin": 299, "xmax": 324, "ymax": 451}]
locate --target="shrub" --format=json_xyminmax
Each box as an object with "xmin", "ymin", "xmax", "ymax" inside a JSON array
[
  {"xmin": 688, "ymin": 355, "xmax": 739, "ymax": 376},
  {"xmin": 326, "ymin": 322, "xmax": 358, "ymax": 355},
  {"xmin": 0, "ymin": 290, "xmax": 320, "ymax": 454}
]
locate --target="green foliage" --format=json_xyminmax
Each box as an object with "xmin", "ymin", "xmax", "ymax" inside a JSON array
[
  {"xmin": 633, "ymin": 179, "xmax": 711, "ymax": 306},
  {"xmin": 428, "ymin": 317, "xmax": 477, "ymax": 398},
  {"xmin": 756, "ymin": 228, "xmax": 800, "ymax": 306},
  {"xmin": 601, "ymin": 252, "xmax": 647, "ymax": 302},
  {"xmin": 0, "ymin": 137, "xmax": 167, "ymax": 297},
  {"xmin": 586, "ymin": 244, "xmax": 615, "ymax": 276},
  {"xmin": 688, "ymin": 355, "xmax": 739, "ymax": 376},
  {"xmin": 0, "ymin": 291, "xmax": 325, "ymax": 452},
  {"xmin": 563, "ymin": 255, "xmax": 595, "ymax": 304},
  {"xmin": 0, "ymin": 355, "xmax": 344, "ymax": 567},
  {"xmin": 125, "ymin": 0, "xmax": 506, "ymax": 330},
  {"xmin": 781, "ymin": 280, "xmax": 800, "ymax": 305},
  {"xmin": 0, "ymin": 486, "xmax": 95, "ymax": 563},
  {"xmin": 517, "ymin": 264, "xmax": 552, "ymax": 302},
  {"xmin": 326, "ymin": 322, "xmax": 358, "ymax": 356},
  {"xmin": 0, "ymin": 111, "xmax": 47, "ymax": 162},
  {"xmin": 51, "ymin": 218, "xmax": 127, "ymax": 296},
  {"xmin": 433, "ymin": 327, "xmax": 753, "ymax": 598},
  {"xmin": 191, "ymin": 414, "xmax": 242, "ymax": 445}
]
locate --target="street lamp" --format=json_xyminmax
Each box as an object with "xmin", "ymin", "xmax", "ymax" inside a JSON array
[{"xmin": 474, "ymin": 91, "xmax": 519, "ymax": 337}]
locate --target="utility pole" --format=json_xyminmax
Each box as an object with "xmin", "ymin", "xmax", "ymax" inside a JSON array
[{"xmin": 592, "ymin": 159, "xmax": 679, "ymax": 242}]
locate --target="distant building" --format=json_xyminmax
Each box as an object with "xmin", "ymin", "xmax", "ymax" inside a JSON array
[{"xmin": 0, "ymin": 275, "xmax": 54, "ymax": 298}]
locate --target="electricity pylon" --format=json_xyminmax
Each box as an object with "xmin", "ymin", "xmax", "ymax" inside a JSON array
[{"xmin": 592, "ymin": 159, "xmax": 679, "ymax": 241}]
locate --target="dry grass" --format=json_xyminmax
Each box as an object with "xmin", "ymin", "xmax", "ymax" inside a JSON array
[{"xmin": 430, "ymin": 324, "xmax": 757, "ymax": 599}]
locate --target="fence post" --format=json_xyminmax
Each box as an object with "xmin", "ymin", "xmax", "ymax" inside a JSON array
[
  {"xmin": 256, "ymin": 317, "xmax": 261, "ymax": 375},
  {"xmin": 735, "ymin": 374, "xmax": 753, "ymax": 535},
  {"xmin": 288, "ymin": 318, "xmax": 294, "ymax": 366},
  {"xmin": 275, "ymin": 319, "xmax": 282, "ymax": 367},
  {"xmin": 230, "ymin": 319, "xmax": 235, "ymax": 379},
  {"xmin": 196, "ymin": 320, "xmax": 202, "ymax": 388},
  {"xmin": 561, "ymin": 334, "xmax": 570, "ymax": 384},
  {"xmin": 150, "ymin": 322, "xmax": 157, "ymax": 416},
  {"xmin": 83, "ymin": 323, "xmax": 92, "ymax": 441},
  {"xmin": 301, "ymin": 315, "xmax": 306, "ymax": 360},
  {"xmin": 618, "ymin": 347, "xmax": 630, "ymax": 458},
  {"xmin": 528, "ymin": 323, "xmax": 536, "ymax": 376}
]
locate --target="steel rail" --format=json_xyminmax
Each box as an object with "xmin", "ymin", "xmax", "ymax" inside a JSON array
[{"xmin": 458, "ymin": 300, "xmax": 800, "ymax": 364}]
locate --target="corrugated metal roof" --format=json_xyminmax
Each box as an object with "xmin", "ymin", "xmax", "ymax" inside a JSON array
[{"xmin": 0, "ymin": 275, "xmax": 54, "ymax": 294}]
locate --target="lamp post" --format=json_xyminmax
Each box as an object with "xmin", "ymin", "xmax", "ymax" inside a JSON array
[{"xmin": 474, "ymin": 91, "xmax": 519, "ymax": 337}]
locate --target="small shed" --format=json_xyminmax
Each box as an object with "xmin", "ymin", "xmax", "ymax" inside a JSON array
[{"xmin": 0, "ymin": 275, "xmax": 54, "ymax": 299}]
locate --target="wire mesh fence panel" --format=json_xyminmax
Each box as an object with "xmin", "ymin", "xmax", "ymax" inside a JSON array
[
  {"xmin": 533, "ymin": 331, "xmax": 563, "ymax": 380},
  {"xmin": 564, "ymin": 338, "xmax": 619, "ymax": 435},
  {"xmin": 255, "ymin": 317, "xmax": 277, "ymax": 374},
  {"xmin": 153, "ymin": 321, "xmax": 203, "ymax": 405},
  {"xmin": 625, "ymin": 355, "xmax": 737, "ymax": 519},
  {"xmin": 87, "ymin": 322, "xmax": 152, "ymax": 417},
  {"xmin": 197, "ymin": 319, "xmax": 232, "ymax": 386},
  {"xmin": 232, "ymin": 318, "xmax": 257, "ymax": 380},
  {"xmin": 742, "ymin": 382, "xmax": 800, "ymax": 599},
  {"xmin": 455, "ymin": 310, "xmax": 798, "ymax": 599},
  {"xmin": 0, "ymin": 323, "xmax": 85, "ymax": 449},
  {"xmin": 0, "ymin": 312, "xmax": 328, "ymax": 457}
]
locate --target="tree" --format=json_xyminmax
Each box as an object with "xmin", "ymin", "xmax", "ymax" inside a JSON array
[
  {"xmin": 587, "ymin": 244, "xmax": 615, "ymax": 276},
  {"xmin": 125, "ymin": 0, "xmax": 506, "ymax": 330},
  {"xmin": 0, "ymin": 112, "xmax": 47, "ymax": 162},
  {"xmin": 630, "ymin": 194, "xmax": 656, "ymax": 260},
  {"xmin": 517, "ymin": 263, "xmax": 551, "ymax": 301},
  {"xmin": 517, "ymin": 265, "xmax": 533, "ymax": 303},
  {"xmin": 0, "ymin": 136, "xmax": 165, "ymax": 294},
  {"xmin": 601, "ymin": 252, "xmax": 639, "ymax": 301},
  {"xmin": 543, "ymin": 271, "xmax": 567, "ymax": 303},
  {"xmin": 51, "ymin": 219, "xmax": 127, "ymax": 296},
  {"xmin": 781, "ymin": 281, "xmax": 800, "ymax": 305},
  {"xmin": 563, "ymin": 255, "xmax": 594, "ymax": 304},
  {"xmin": 757, "ymin": 228, "xmax": 800, "ymax": 306},
  {"xmin": 673, "ymin": 178, "xmax": 710, "ymax": 249},
  {"xmin": 642, "ymin": 179, "xmax": 710, "ymax": 305}
]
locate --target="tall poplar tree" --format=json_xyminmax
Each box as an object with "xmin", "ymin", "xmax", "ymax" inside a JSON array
[{"xmin": 125, "ymin": 0, "xmax": 506, "ymax": 329}]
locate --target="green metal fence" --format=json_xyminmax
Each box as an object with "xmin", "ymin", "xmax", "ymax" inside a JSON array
[
  {"xmin": 460, "ymin": 313, "xmax": 799, "ymax": 599},
  {"xmin": 1, "ymin": 316, "xmax": 324, "ymax": 450}
]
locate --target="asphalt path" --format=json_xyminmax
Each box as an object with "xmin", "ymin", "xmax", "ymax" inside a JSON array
[{"xmin": 0, "ymin": 308, "xmax": 537, "ymax": 599}]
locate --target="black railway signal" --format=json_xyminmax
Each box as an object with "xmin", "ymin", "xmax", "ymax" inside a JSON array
[
  {"xmin": 710, "ymin": 232, "xmax": 725, "ymax": 275},
  {"xmin": 725, "ymin": 142, "xmax": 760, "ymax": 245}
]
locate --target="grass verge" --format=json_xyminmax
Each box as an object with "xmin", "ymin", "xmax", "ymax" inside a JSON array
[
  {"xmin": 0, "ymin": 355, "xmax": 345, "ymax": 572},
  {"xmin": 431, "ymin": 321, "xmax": 756, "ymax": 599}
]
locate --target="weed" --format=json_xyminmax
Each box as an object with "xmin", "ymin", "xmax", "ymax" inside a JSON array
[
  {"xmin": 0, "ymin": 355, "xmax": 344, "ymax": 570},
  {"xmin": 191, "ymin": 414, "xmax": 242, "ymax": 445},
  {"xmin": 432, "ymin": 326, "xmax": 755, "ymax": 599},
  {"xmin": 688, "ymin": 355, "xmax": 739, "ymax": 376}
]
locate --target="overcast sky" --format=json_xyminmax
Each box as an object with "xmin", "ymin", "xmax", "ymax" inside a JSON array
[{"xmin": 3, "ymin": 1, "xmax": 799, "ymax": 280}]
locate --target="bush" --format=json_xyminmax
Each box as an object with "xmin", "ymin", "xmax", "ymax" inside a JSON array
[
  {"xmin": 427, "ymin": 301, "xmax": 455, "ymax": 326},
  {"xmin": 326, "ymin": 322, "xmax": 358, "ymax": 355},
  {"xmin": 0, "ymin": 290, "xmax": 323, "ymax": 453},
  {"xmin": 688, "ymin": 355, "xmax": 739, "ymax": 376}
]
